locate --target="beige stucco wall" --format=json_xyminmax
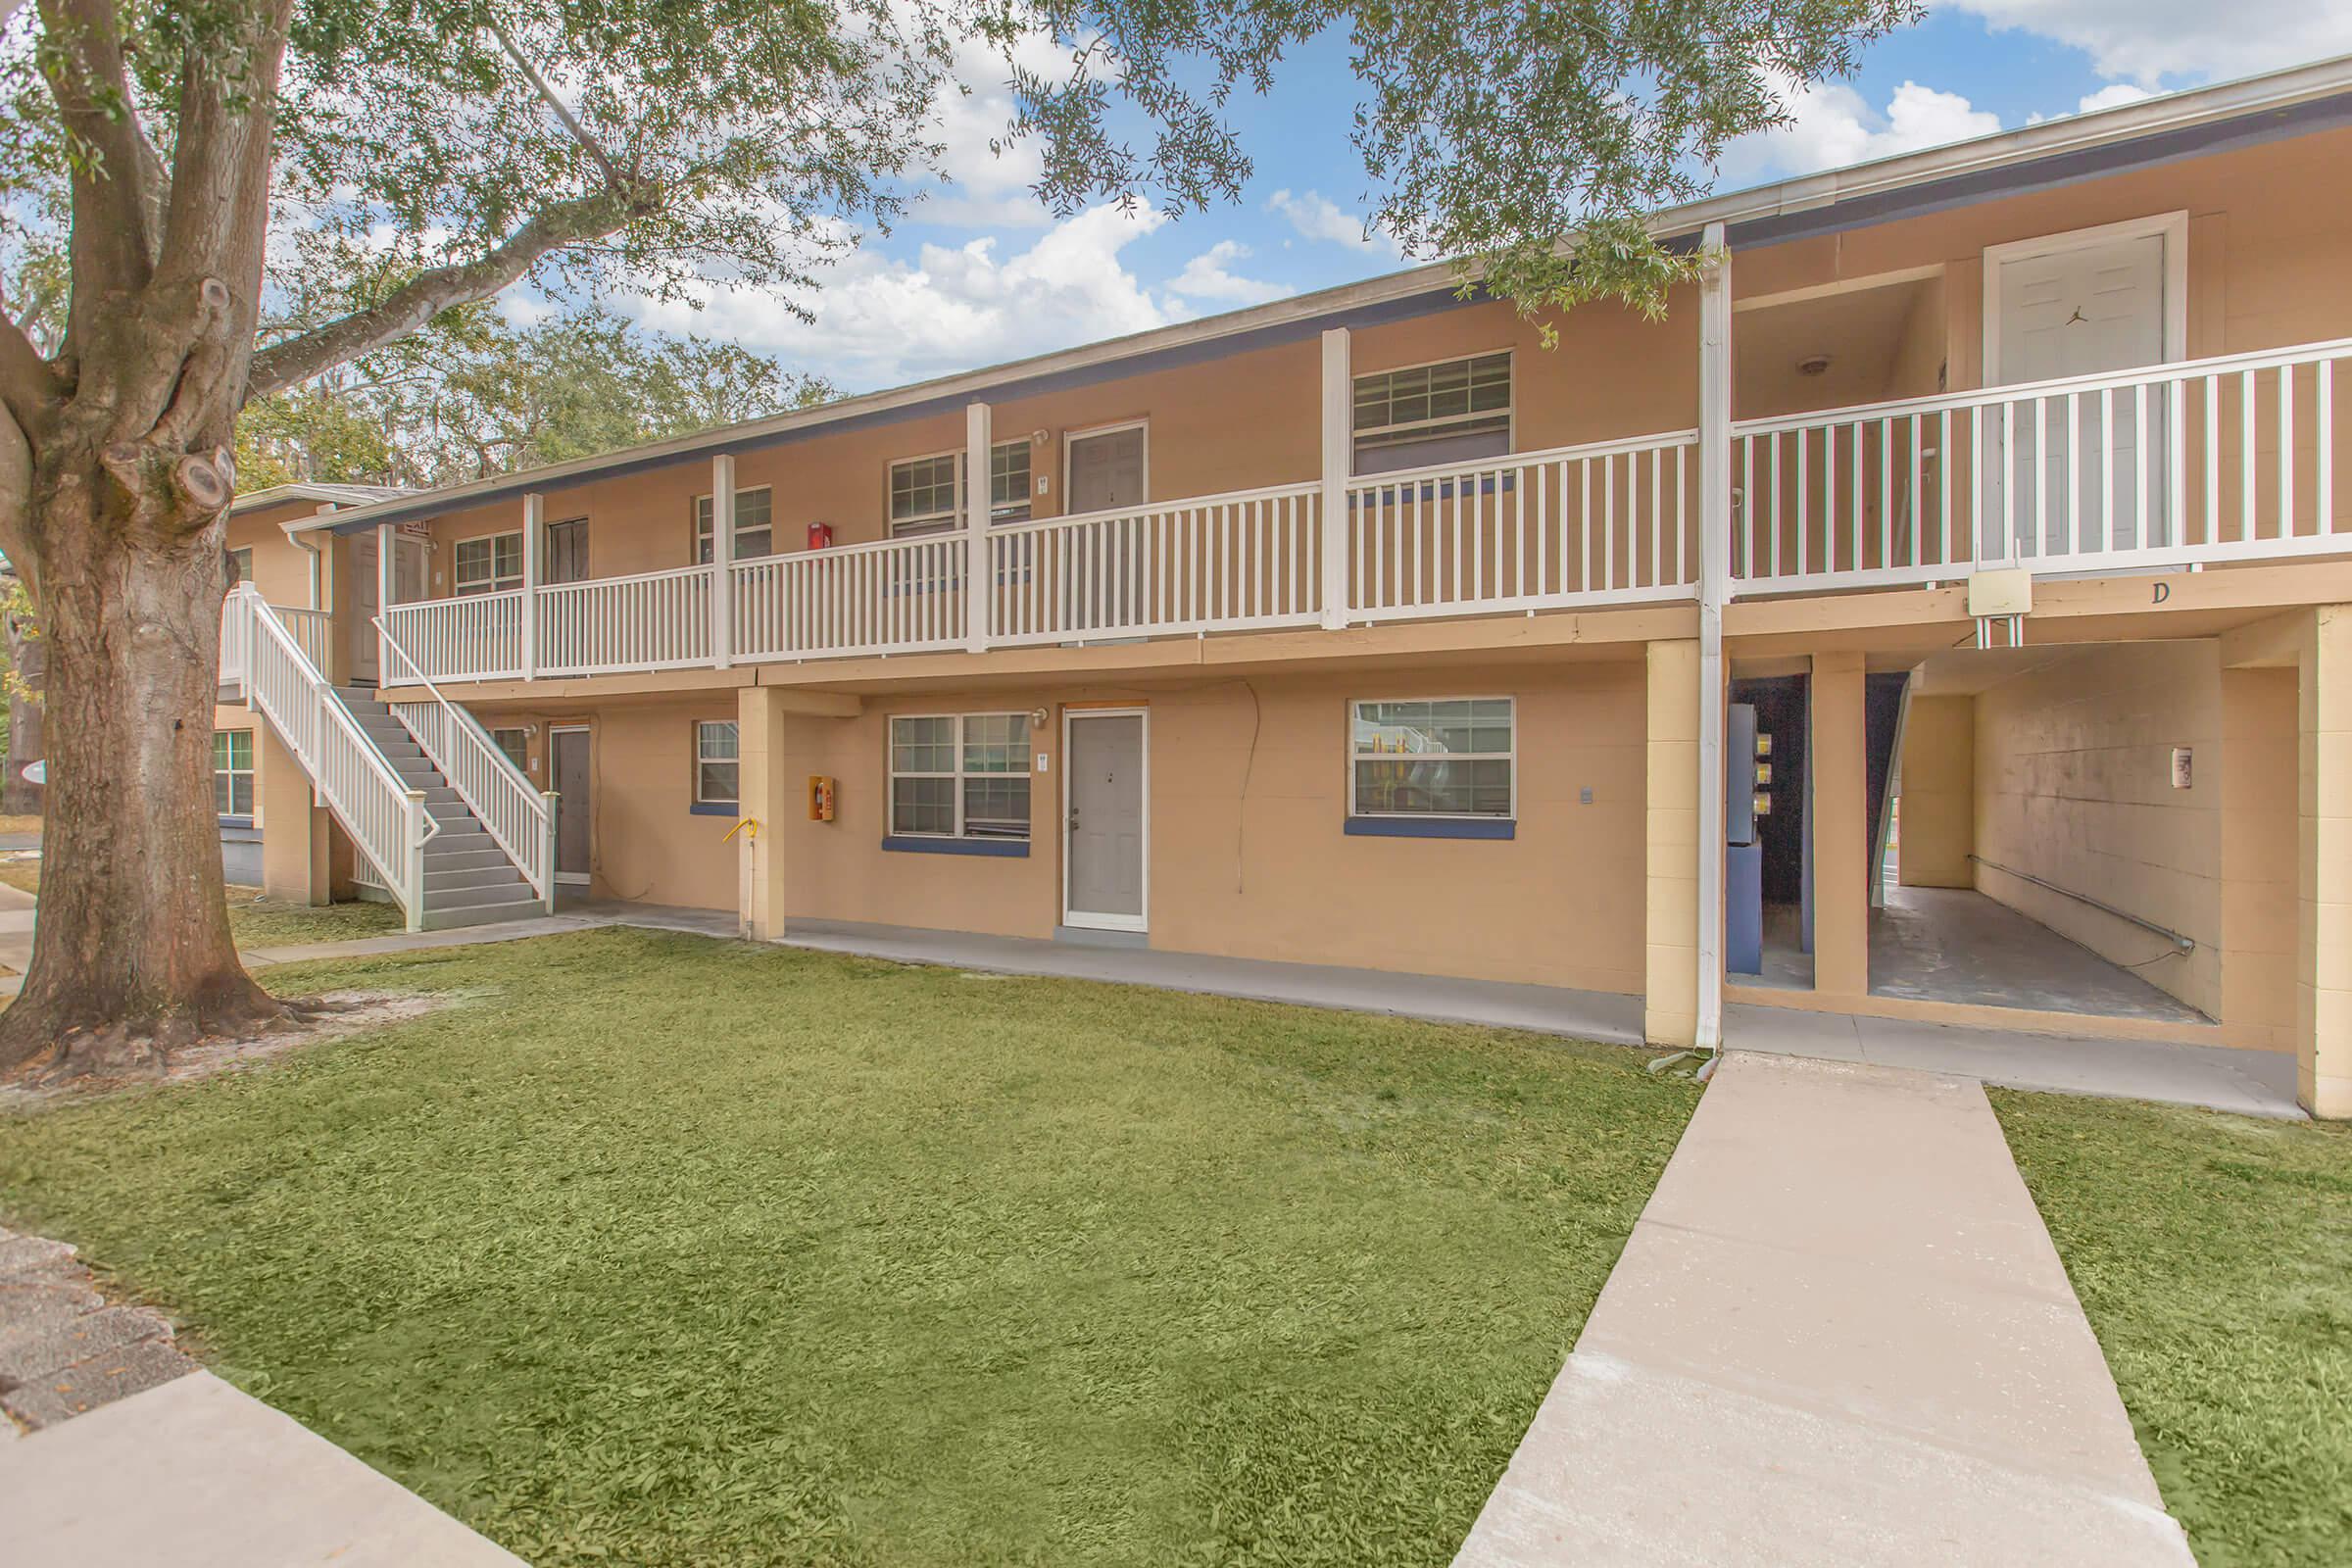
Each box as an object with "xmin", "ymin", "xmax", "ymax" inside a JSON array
[
  {"xmin": 1970, "ymin": 642, "xmax": 2224, "ymax": 1016},
  {"xmin": 525, "ymin": 662, "xmax": 1650, "ymax": 994},
  {"xmin": 1896, "ymin": 694, "xmax": 1974, "ymax": 888},
  {"xmin": 2221, "ymin": 665, "xmax": 2297, "ymax": 1054}
]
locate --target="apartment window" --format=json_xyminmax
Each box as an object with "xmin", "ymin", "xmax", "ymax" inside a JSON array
[
  {"xmin": 214, "ymin": 729, "xmax": 255, "ymax": 818},
  {"xmin": 491, "ymin": 727, "xmax": 530, "ymax": 771},
  {"xmin": 455, "ymin": 531, "xmax": 523, "ymax": 595},
  {"xmin": 1349, "ymin": 698, "xmax": 1515, "ymax": 819},
  {"xmin": 694, "ymin": 487, "xmax": 774, "ymax": 564},
  {"xmin": 545, "ymin": 518, "xmax": 589, "ymax": 584},
  {"xmin": 889, "ymin": 713, "xmax": 1030, "ymax": 839},
  {"xmin": 228, "ymin": 546, "xmax": 254, "ymax": 586},
  {"xmin": 888, "ymin": 442, "xmax": 1034, "ymax": 536},
  {"xmin": 1352, "ymin": 352, "xmax": 1512, "ymax": 475},
  {"xmin": 695, "ymin": 720, "xmax": 740, "ymax": 808}
]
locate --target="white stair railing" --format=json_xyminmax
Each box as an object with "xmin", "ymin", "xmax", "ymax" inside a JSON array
[
  {"xmin": 234, "ymin": 590, "xmax": 439, "ymax": 931},
  {"xmin": 376, "ymin": 615, "xmax": 559, "ymax": 911}
]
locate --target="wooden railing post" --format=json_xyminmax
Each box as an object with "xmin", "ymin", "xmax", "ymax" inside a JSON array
[
  {"xmin": 964, "ymin": 401, "xmax": 992, "ymax": 652},
  {"xmin": 541, "ymin": 789, "xmax": 562, "ymax": 912},
  {"xmin": 521, "ymin": 492, "xmax": 542, "ymax": 680},
  {"xmin": 1319, "ymin": 327, "xmax": 1351, "ymax": 629},
  {"xmin": 711, "ymin": 454, "xmax": 735, "ymax": 669},
  {"xmin": 403, "ymin": 789, "xmax": 429, "ymax": 933}
]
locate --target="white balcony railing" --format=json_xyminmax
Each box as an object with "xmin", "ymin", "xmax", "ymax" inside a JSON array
[
  {"xmin": 732, "ymin": 531, "xmax": 969, "ymax": 661},
  {"xmin": 307, "ymin": 337, "xmax": 2352, "ymax": 687},
  {"xmin": 1346, "ymin": 432, "xmax": 1699, "ymax": 622},
  {"xmin": 987, "ymin": 481, "xmax": 1325, "ymax": 645},
  {"xmin": 382, "ymin": 589, "xmax": 524, "ymax": 681},
  {"xmin": 539, "ymin": 564, "xmax": 712, "ymax": 676},
  {"xmin": 220, "ymin": 598, "xmax": 332, "ymax": 687},
  {"xmin": 1730, "ymin": 337, "xmax": 2352, "ymax": 594}
]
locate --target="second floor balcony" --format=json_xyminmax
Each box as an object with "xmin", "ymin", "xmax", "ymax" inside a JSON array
[{"xmin": 243, "ymin": 334, "xmax": 2352, "ymax": 692}]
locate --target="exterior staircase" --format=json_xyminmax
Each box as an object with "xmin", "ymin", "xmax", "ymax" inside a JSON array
[
  {"xmin": 336, "ymin": 688, "xmax": 547, "ymax": 929},
  {"xmin": 222, "ymin": 586, "xmax": 555, "ymax": 934}
]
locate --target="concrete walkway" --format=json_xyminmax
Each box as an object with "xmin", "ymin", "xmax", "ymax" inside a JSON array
[
  {"xmin": 1454, "ymin": 1052, "xmax": 2194, "ymax": 1567},
  {"xmin": 0, "ymin": 1372, "xmax": 524, "ymax": 1566}
]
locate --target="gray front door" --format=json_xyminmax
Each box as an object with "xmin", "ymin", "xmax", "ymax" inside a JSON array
[
  {"xmin": 553, "ymin": 728, "xmax": 592, "ymax": 885},
  {"xmin": 1065, "ymin": 710, "xmax": 1146, "ymax": 930}
]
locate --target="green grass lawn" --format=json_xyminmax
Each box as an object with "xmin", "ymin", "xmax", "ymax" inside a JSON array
[
  {"xmin": 220, "ymin": 885, "xmax": 403, "ymax": 947},
  {"xmin": 0, "ymin": 928, "xmax": 1697, "ymax": 1566},
  {"xmin": 1996, "ymin": 1092, "xmax": 2352, "ymax": 1567},
  {"xmin": 0, "ymin": 863, "xmax": 400, "ymax": 949}
]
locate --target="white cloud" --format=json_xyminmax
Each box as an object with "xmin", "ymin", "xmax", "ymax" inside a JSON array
[
  {"xmin": 915, "ymin": 29, "xmax": 1083, "ymax": 229},
  {"xmin": 1265, "ymin": 189, "xmax": 1400, "ymax": 257},
  {"xmin": 1165, "ymin": 241, "xmax": 1290, "ymax": 306},
  {"xmin": 1945, "ymin": 1, "xmax": 2352, "ymax": 88},
  {"xmin": 2076, "ymin": 81, "xmax": 2154, "ymax": 115},
  {"xmin": 633, "ymin": 202, "xmax": 1176, "ymax": 388},
  {"xmin": 1717, "ymin": 79, "xmax": 2002, "ymax": 184}
]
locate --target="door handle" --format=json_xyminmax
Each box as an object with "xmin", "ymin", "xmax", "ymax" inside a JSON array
[{"xmin": 1067, "ymin": 808, "xmax": 1081, "ymax": 829}]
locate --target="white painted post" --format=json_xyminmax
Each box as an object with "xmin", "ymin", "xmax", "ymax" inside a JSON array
[
  {"xmin": 1696, "ymin": 221, "xmax": 1733, "ymax": 1054},
  {"xmin": 404, "ymin": 788, "xmax": 429, "ymax": 933},
  {"xmin": 1319, "ymin": 327, "xmax": 1351, "ymax": 629},
  {"xmin": 540, "ymin": 789, "xmax": 561, "ymax": 912},
  {"xmin": 711, "ymin": 454, "xmax": 735, "ymax": 669},
  {"xmin": 521, "ymin": 492, "xmax": 542, "ymax": 680},
  {"xmin": 964, "ymin": 401, "xmax": 992, "ymax": 653},
  {"xmin": 374, "ymin": 521, "xmax": 395, "ymax": 685}
]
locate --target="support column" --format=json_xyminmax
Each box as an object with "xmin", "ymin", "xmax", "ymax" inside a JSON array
[
  {"xmin": 963, "ymin": 403, "xmax": 992, "ymax": 652},
  {"xmin": 737, "ymin": 685, "xmax": 795, "ymax": 942},
  {"xmin": 1695, "ymin": 220, "xmax": 1732, "ymax": 1051},
  {"xmin": 1811, "ymin": 649, "xmax": 1870, "ymax": 999},
  {"xmin": 373, "ymin": 521, "xmax": 394, "ymax": 683},
  {"xmin": 257, "ymin": 721, "xmax": 331, "ymax": 906},
  {"xmin": 2298, "ymin": 605, "xmax": 2352, "ymax": 1117},
  {"xmin": 1319, "ymin": 327, "xmax": 1351, "ymax": 629},
  {"xmin": 1646, "ymin": 638, "xmax": 1701, "ymax": 1047},
  {"xmin": 711, "ymin": 455, "xmax": 735, "ymax": 669},
  {"xmin": 520, "ymin": 492, "xmax": 542, "ymax": 680}
]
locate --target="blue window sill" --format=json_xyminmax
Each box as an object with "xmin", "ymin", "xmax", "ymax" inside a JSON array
[
  {"xmin": 1346, "ymin": 816, "xmax": 1515, "ymax": 840},
  {"xmin": 1348, "ymin": 474, "xmax": 1518, "ymax": 507},
  {"xmin": 882, "ymin": 835, "xmax": 1029, "ymax": 858},
  {"xmin": 217, "ymin": 815, "xmax": 255, "ymax": 830},
  {"xmin": 689, "ymin": 802, "xmax": 737, "ymax": 817}
]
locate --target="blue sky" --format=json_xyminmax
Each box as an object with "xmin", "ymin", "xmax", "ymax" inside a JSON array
[{"xmin": 626, "ymin": 2, "xmax": 2352, "ymax": 392}]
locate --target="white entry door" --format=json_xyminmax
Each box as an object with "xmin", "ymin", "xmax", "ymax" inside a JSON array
[
  {"xmin": 1063, "ymin": 709, "xmax": 1147, "ymax": 932},
  {"xmin": 1989, "ymin": 220, "xmax": 2176, "ymax": 557},
  {"xmin": 552, "ymin": 726, "xmax": 592, "ymax": 887}
]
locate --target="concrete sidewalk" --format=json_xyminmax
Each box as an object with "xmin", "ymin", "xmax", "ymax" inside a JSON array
[
  {"xmin": 0, "ymin": 1372, "xmax": 523, "ymax": 1566},
  {"xmin": 1453, "ymin": 1052, "xmax": 2192, "ymax": 1567}
]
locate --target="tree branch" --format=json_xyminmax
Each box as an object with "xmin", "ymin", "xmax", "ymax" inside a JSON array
[
  {"xmin": 485, "ymin": 20, "xmax": 622, "ymax": 188},
  {"xmin": 0, "ymin": 307, "xmax": 61, "ymax": 433},
  {"xmin": 39, "ymin": 0, "xmax": 169, "ymax": 308},
  {"xmin": 244, "ymin": 186, "xmax": 647, "ymax": 400}
]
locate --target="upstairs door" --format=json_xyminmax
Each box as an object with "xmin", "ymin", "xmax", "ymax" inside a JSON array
[
  {"xmin": 1062, "ymin": 709, "xmax": 1147, "ymax": 932},
  {"xmin": 352, "ymin": 532, "xmax": 379, "ymax": 682},
  {"xmin": 1988, "ymin": 220, "xmax": 2177, "ymax": 559},
  {"xmin": 1063, "ymin": 423, "xmax": 1148, "ymax": 629}
]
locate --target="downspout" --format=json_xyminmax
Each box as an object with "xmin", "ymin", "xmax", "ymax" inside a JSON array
[
  {"xmin": 283, "ymin": 506, "xmax": 333, "ymax": 610},
  {"xmin": 1695, "ymin": 222, "xmax": 1733, "ymax": 1057}
]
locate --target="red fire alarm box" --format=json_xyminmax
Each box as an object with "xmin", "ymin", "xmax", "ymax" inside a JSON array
[
  {"xmin": 808, "ymin": 775, "xmax": 836, "ymax": 821},
  {"xmin": 807, "ymin": 520, "xmax": 835, "ymax": 551}
]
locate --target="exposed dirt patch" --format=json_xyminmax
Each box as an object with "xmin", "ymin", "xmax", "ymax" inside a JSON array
[{"xmin": 0, "ymin": 991, "xmax": 452, "ymax": 1108}]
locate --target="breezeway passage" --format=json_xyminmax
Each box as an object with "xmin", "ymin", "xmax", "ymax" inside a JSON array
[{"xmin": 1453, "ymin": 1053, "xmax": 2194, "ymax": 1567}]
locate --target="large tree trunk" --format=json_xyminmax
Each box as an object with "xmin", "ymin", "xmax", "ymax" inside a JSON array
[
  {"xmin": 2, "ymin": 602, "xmax": 43, "ymax": 814},
  {"xmin": 0, "ymin": 450, "xmax": 281, "ymax": 1079}
]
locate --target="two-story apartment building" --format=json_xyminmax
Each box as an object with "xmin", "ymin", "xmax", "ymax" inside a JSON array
[{"xmin": 215, "ymin": 55, "xmax": 2352, "ymax": 1117}]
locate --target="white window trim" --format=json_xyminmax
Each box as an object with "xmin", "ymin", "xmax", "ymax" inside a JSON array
[
  {"xmin": 694, "ymin": 718, "xmax": 740, "ymax": 808},
  {"xmin": 886, "ymin": 448, "xmax": 965, "ymax": 537},
  {"xmin": 491, "ymin": 726, "xmax": 530, "ymax": 771},
  {"xmin": 1981, "ymin": 211, "xmax": 2188, "ymax": 387},
  {"xmin": 1350, "ymin": 348, "xmax": 1517, "ymax": 455},
  {"xmin": 453, "ymin": 527, "xmax": 524, "ymax": 595},
  {"xmin": 889, "ymin": 441, "xmax": 1037, "ymax": 535},
  {"xmin": 214, "ymin": 728, "xmax": 257, "ymax": 821},
  {"xmin": 887, "ymin": 710, "xmax": 1032, "ymax": 839},
  {"xmin": 693, "ymin": 486, "xmax": 774, "ymax": 561},
  {"xmin": 1346, "ymin": 696, "xmax": 1518, "ymax": 820},
  {"xmin": 1060, "ymin": 419, "xmax": 1151, "ymax": 516}
]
